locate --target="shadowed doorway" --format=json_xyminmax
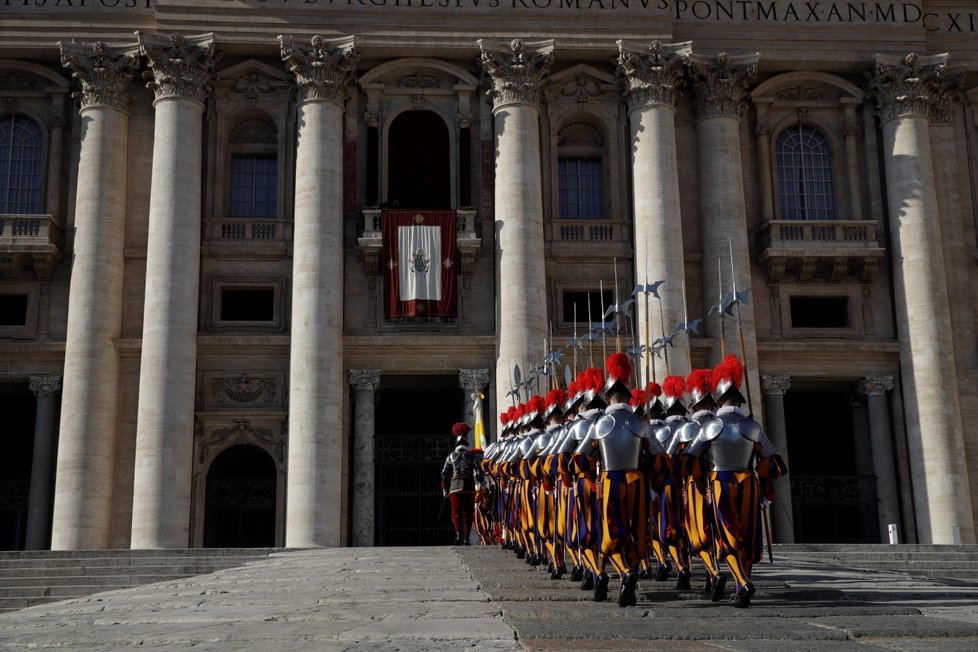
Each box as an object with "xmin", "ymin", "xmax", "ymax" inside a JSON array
[
  {"xmin": 373, "ymin": 375, "xmax": 463, "ymax": 546},
  {"xmin": 386, "ymin": 110, "xmax": 451, "ymax": 210},
  {"xmin": 204, "ymin": 445, "xmax": 276, "ymax": 548}
]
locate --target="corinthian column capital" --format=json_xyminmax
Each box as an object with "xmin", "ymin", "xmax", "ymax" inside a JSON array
[
  {"xmin": 688, "ymin": 51, "xmax": 758, "ymax": 119},
  {"xmin": 761, "ymin": 374, "xmax": 791, "ymax": 396},
  {"xmin": 29, "ymin": 375, "xmax": 62, "ymax": 398},
  {"xmin": 136, "ymin": 31, "xmax": 216, "ymax": 105},
  {"xmin": 59, "ymin": 40, "xmax": 139, "ymax": 112},
  {"xmin": 616, "ymin": 40, "xmax": 691, "ymax": 111},
  {"xmin": 867, "ymin": 52, "xmax": 963, "ymax": 124},
  {"xmin": 478, "ymin": 38, "xmax": 554, "ymax": 111},
  {"xmin": 348, "ymin": 369, "xmax": 380, "ymax": 392},
  {"xmin": 279, "ymin": 34, "xmax": 358, "ymax": 106},
  {"xmin": 858, "ymin": 375, "xmax": 895, "ymax": 397},
  {"xmin": 459, "ymin": 368, "xmax": 491, "ymax": 390}
]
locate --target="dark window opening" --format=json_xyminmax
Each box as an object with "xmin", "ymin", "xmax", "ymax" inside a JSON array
[
  {"xmin": 0, "ymin": 385, "xmax": 37, "ymax": 550},
  {"xmin": 229, "ymin": 154, "xmax": 277, "ymax": 218},
  {"xmin": 790, "ymin": 296, "xmax": 849, "ymax": 329},
  {"xmin": 558, "ymin": 158, "xmax": 603, "ymax": 219},
  {"xmin": 204, "ymin": 445, "xmax": 276, "ymax": 548},
  {"xmin": 220, "ymin": 288, "xmax": 275, "ymax": 322},
  {"xmin": 0, "ymin": 294, "xmax": 29, "ymax": 326},
  {"xmin": 562, "ymin": 290, "xmax": 614, "ymax": 324},
  {"xmin": 0, "ymin": 114, "xmax": 44, "ymax": 214},
  {"xmin": 387, "ymin": 111, "xmax": 451, "ymax": 210}
]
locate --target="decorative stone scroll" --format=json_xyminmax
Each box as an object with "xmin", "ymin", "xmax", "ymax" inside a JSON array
[
  {"xmin": 29, "ymin": 375, "xmax": 61, "ymax": 398},
  {"xmin": 349, "ymin": 369, "xmax": 381, "ymax": 392},
  {"xmin": 136, "ymin": 31, "xmax": 216, "ymax": 105},
  {"xmin": 459, "ymin": 368, "xmax": 490, "ymax": 391},
  {"xmin": 59, "ymin": 41, "xmax": 138, "ymax": 111},
  {"xmin": 279, "ymin": 34, "xmax": 359, "ymax": 105},
  {"xmin": 760, "ymin": 374, "xmax": 791, "ymax": 396},
  {"xmin": 478, "ymin": 38, "xmax": 554, "ymax": 109},
  {"xmin": 688, "ymin": 51, "xmax": 758, "ymax": 119},
  {"xmin": 858, "ymin": 375, "xmax": 895, "ymax": 397},
  {"xmin": 213, "ymin": 375, "xmax": 278, "ymax": 406},
  {"xmin": 867, "ymin": 52, "xmax": 963, "ymax": 124},
  {"xmin": 615, "ymin": 40, "xmax": 691, "ymax": 111},
  {"xmin": 196, "ymin": 419, "xmax": 285, "ymax": 465}
]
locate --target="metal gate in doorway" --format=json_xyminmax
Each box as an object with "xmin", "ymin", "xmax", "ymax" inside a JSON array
[{"xmin": 375, "ymin": 435, "xmax": 456, "ymax": 546}]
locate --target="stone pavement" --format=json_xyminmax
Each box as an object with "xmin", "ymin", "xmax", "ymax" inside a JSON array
[{"xmin": 2, "ymin": 546, "xmax": 978, "ymax": 651}]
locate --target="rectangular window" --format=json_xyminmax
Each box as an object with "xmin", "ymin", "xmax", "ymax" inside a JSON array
[
  {"xmin": 790, "ymin": 296, "xmax": 849, "ymax": 329},
  {"xmin": 229, "ymin": 154, "xmax": 277, "ymax": 218},
  {"xmin": 220, "ymin": 288, "xmax": 275, "ymax": 322},
  {"xmin": 0, "ymin": 294, "xmax": 29, "ymax": 326},
  {"xmin": 562, "ymin": 290, "xmax": 614, "ymax": 324},
  {"xmin": 558, "ymin": 158, "xmax": 602, "ymax": 219}
]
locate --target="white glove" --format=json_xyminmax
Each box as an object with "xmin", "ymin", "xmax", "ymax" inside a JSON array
[
  {"xmin": 760, "ymin": 498, "xmax": 772, "ymax": 509},
  {"xmin": 442, "ymin": 490, "xmax": 448, "ymax": 498}
]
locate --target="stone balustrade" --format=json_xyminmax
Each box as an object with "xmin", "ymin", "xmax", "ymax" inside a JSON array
[
  {"xmin": 206, "ymin": 218, "xmax": 293, "ymax": 242},
  {"xmin": 760, "ymin": 219, "xmax": 881, "ymax": 249},
  {"xmin": 550, "ymin": 219, "xmax": 623, "ymax": 242}
]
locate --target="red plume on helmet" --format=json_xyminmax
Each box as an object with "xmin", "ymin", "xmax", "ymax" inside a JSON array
[
  {"xmin": 629, "ymin": 387, "xmax": 646, "ymax": 407},
  {"xmin": 687, "ymin": 368, "xmax": 713, "ymax": 398},
  {"xmin": 663, "ymin": 375, "xmax": 686, "ymax": 399},
  {"xmin": 545, "ymin": 388, "xmax": 567, "ymax": 409},
  {"xmin": 581, "ymin": 368, "xmax": 604, "ymax": 393},
  {"xmin": 500, "ymin": 412, "xmax": 510, "ymax": 425},
  {"xmin": 647, "ymin": 382, "xmax": 662, "ymax": 398},
  {"xmin": 567, "ymin": 380, "xmax": 580, "ymax": 397},
  {"xmin": 527, "ymin": 394, "xmax": 546, "ymax": 415},
  {"xmin": 507, "ymin": 405, "xmax": 518, "ymax": 423},
  {"xmin": 712, "ymin": 353, "xmax": 744, "ymax": 390},
  {"xmin": 606, "ymin": 352, "xmax": 631, "ymax": 383},
  {"xmin": 452, "ymin": 422, "xmax": 470, "ymax": 438}
]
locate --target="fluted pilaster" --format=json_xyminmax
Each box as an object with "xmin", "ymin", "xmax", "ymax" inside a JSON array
[
  {"xmin": 760, "ymin": 374, "xmax": 793, "ymax": 543},
  {"xmin": 349, "ymin": 369, "xmax": 380, "ymax": 547},
  {"xmin": 479, "ymin": 38, "xmax": 552, "ymax": 422},
  {"xmin": 868, "ymin": 52, "xmax": 973, "ymax": 544},
  {"xmin": 130, "ymin": 32, "xmax": 215, "ymax": 549}
]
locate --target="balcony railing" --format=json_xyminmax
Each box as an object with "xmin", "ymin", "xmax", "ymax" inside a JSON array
[
  {"xmin": 358, "ymin": 208, "xmax": 481, "ymax": 274},
  {"xmin": 550, "ymin": 219, "xmax": 624, "ymax": 243},
  {"xmin": 760, "ymin": 219, "xmax": 880, "ymax": 249},
  {"xmin": 206, "ymin": 218, "xmax": 292, "ymax": 242},
  {"xmin": 0, "ymin": 214, "xmax": 63, "ymax": 280}
]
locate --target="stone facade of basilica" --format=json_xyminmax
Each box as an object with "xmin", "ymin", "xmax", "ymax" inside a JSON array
[{"xmin": 1, "ymin": 0, "xmax": 977, "ymax": 549}]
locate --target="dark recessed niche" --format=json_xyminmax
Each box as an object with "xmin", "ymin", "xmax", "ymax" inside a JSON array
[
  {"xmin": 0, "ymin": 294, "xmax": 29, "ymax": 326},
  {"xmin": 562, "ymin": 290, "xmax": 614, "ymax": 324},
  {"xmin": 220, "ymin": 288, "xmax": 275, "ymax": 322},
  {"xmin": 790, "ymin": 296, "xmax": 849, "ymax": 329}
]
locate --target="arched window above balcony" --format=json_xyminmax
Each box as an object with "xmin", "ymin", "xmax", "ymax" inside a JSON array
[
  {"xmin": 0, "ymin": 114, "xmax": 44, "ymax": 215},
  {"xmin": 776, "ymin": 124, "xmax": 835, "ymax": 221}
]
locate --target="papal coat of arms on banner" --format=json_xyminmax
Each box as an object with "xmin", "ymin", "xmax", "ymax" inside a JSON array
[{"xmin": 411, "ymin": 248, "xmax": 430, "ymax": 278}]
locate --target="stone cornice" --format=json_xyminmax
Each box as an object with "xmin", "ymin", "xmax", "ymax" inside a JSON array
[
  {"xmin": 59, "ymin": 40, "xmax": 139, "ymax": 112},
  {"xmin": 478, "ymin": 38, "xmax": 554, "ymax": 111},
  {"xmin": 867, "ymin": 52, "xmax": 963, "ymax": 125},
  {"xmin": 349, "ymin": 369, "xmax": 380, "ymax": 391},
  {"xmin": 137, "ymin": 31, "xmax": 216, "ymax": 105},
  {"xmin": 760, "ymin": 374, "xmax": 791, "ymax": 396},
  {"xmin": 615, "ymin": 40, "xmax": 691, "ymax": 111},
  {"xmin": 688, "ymin": 51, "xmax": 758, "ymax": 120},
  {"xmin": 279, "ymin": 34, "xmax": 358, "ymax": 106}
]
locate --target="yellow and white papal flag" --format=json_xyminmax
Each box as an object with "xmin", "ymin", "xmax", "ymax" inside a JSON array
[{"xmin": 471, "ymin": 389, "xmax": 486, "ymax": 450}]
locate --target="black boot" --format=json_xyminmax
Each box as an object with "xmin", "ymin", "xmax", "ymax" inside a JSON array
[
  {"xmin": 550, "ymin": 565, "xmax": 566, "ymax": 580},
  {"xmin": 570, "ymin": 566, "xmax": 584, "ymax": 582},
  {"xmin": 676, "ymin": 570, "xmax": 691, "ymax": 591},
  {"xmin": 732, "ymin": 581, "xmax": 755, "ymax": 609},
  {"xmin": 711, "ymin": 573, "xmax": 727, "ymax": 603},
  {"xmin": 580, "ymin": 570, "xmax": 594, "ymax": 590},
  {"xmin": 592, "ymin": 572, "xmax": 610, "ymax": 602},
  {"xmin": 618, "ymin": 572, "xmax": 638, "ymax": 607},
  {"xmin": 654, "ymin": 563, "xmax": 669, "ymax": 582},
  {"xmin": 515, "ymin": 546, "xmax": 526, "ymax": 559},
  {"xmin": 453, "ymin": 533, "xmax": 462, "ymax": 546}
]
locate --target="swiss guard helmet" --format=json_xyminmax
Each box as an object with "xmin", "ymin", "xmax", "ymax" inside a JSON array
[
  {"xmin": 712, "ymin": 354, "xmax": 747, "ymax": 406},
  {"xmin": 687, "ymin": 368, "xmax": 717, "ymax": 413}
]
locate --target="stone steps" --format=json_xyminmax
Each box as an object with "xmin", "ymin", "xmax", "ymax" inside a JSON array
[
  {"xmin": 773, "ymin": 543, "xmax": 978, "ymax": 582},
  {"xmin": 0, "ymin": 549, "xmax": 281, "ymax": 613}
]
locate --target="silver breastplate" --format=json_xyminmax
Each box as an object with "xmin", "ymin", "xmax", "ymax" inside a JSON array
[
  {"xmin": 706, "ymin": 414, "xmax": 757, "ymax": 471},
  {"xmin": 594, "ymin": 409, "xmax": 647, "ymax": 472}
]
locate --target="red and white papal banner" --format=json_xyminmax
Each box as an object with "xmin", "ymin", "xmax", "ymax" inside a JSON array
[{"xmin": 383, "ymin": 210, "xmax": 457, "ymax": 319}]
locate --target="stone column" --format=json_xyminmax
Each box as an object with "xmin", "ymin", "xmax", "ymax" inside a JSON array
[
  {"xmin": 51, "ymin": 41, "xmax": 138, "ymax": 550},
  {"xmin": 280, "ymin": 35, "xmax": 358, "ymax": 548},
  {"xmin": 349, "ymin": 369, "xmax": 380, "ymax": 547},
  {"xmin": 478, "ymin": 39, "xmax": 553, "ymax": 421},
  {"xmin": 459, "ymin": 368, "xmax": 491, "ymax": 444},
  {"xmin": 858, "ymin": 376, "xmax": 902, "ymax": 543},
  {"xmin": 760, "ymin": 375, "xmax": 794, "ymax": 543},
  {"xmin": 26, "ymin": 376, "xmax": 61, "ymax": 550},
  {"xmin": 689, "ymin": 53, "xmax": 761, "ymax": 394},
  {"xmin": 130, "ymin": 32, "xmax": 215, "ymax": 549},
  {"xmin": 616, "ymin": 41, "xmax": 692, "ymax": 382},
  {"xmin": 842, "ymin": 103, "xmax": 865, "ymax": 221},
  {"xmin": 868, "ymin": 53, "xmax": 974, "ymax": 544}
]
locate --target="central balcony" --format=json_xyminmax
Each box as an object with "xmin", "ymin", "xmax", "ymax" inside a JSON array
[
  {"xmin": 0, "ymin": 214, "xmax": 63, "ymax": 280},
  {"xmin": 758, "ymin": 219, "xmax": 885, "ymax": 283}
]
